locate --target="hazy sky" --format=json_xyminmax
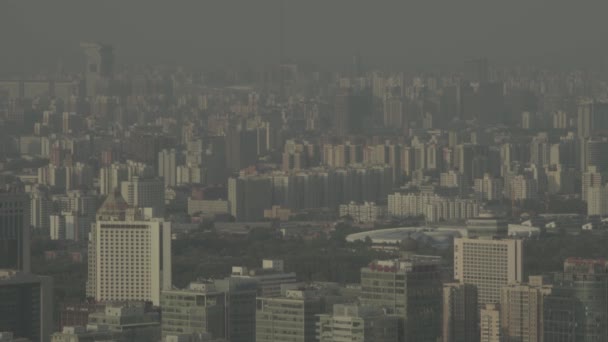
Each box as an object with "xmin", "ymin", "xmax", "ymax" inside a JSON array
[{"xmin": 2, "ymin": 1, "xmax": 608, "ymax": 73}]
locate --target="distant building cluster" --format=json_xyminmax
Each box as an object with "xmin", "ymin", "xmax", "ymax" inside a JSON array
[
  {"xmin": 5, "ymin": 39, "xmax": 608, "ymax": 342},
  {"xmin": 388, "ymin": 191, "xmax": 479, "ymax": 222}
]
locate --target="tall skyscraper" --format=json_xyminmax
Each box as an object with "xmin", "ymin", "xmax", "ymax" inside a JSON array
[
  {"xmin": 158, "ymin": 148, "xmax": 177, "ymax": 188},
  {"xmin": 443, "ymin": 283, "xmax": 478, "ymax": 342},
  {"xmin": 87, "ymin": 192, "xmax": 172, "ymax": 306},
  {"xmin": 360, "ymin": 256, "xmax": 443, "ymax": 341},
  {"xmin": 454, "ymin": 238, "xmax": 523, "ymax": 309},
  {"xmin": 0, "ymin": 270, "xmax": 53, "ymax": 342},
  {"xmin": 0, "ymin": 185, "xmax": 30, "ymax": 272}
]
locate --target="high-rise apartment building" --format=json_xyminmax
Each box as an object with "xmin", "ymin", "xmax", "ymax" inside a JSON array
[
  {"xmin": 584, "ymin": 138, "xmax": 608, "ymax": 172},
  {"xmin": 582, "ymin": 166, "xmax": 603, "ymax": 203},
  {"xmin": 442, "ymin": 283, "xmax": 478, "ymax": 342},
  {"xmin": 120, "ymin": 176, "xmax": 165, "ymax": 217},
  {"xmin": 0, "ymin": 186, "xmax": 30, "ymax": 272},
  {"xmin": 508, "ymin": 174, "xmax": 538, "ymax": 201},
  {"xmin": 587, "ymin": 183, "xmax": 608, "ymax": 216},
  {"xmin": 30, "ymin": 186, "xmax": 52, "ymax": 232},
  {"xmin": 480, "ymin": 303, "xmax": 501, "ymax": 342},
  {"xmin": 454, "ymin": 238, "xmax": 523, "ymax": 308},
  {"xmin": 87, "ymin": 192, "xmax": 172, "ymax": 306},
  {"xmin": 158, "ymin": 149, "xmax": 177, "ymax": 188},
  {"xmin": 317, "ymin": 304, "xmax": 399, "ymax": 342},
  {"xmin": 0, "ymin": 270, "xmax": 53, "ymax": 342},
  {"xmin": 360, "ymin": 256, "xmax": 443, "ymax": 341},
  {"xmin": 225, "ymin": 123, "xmax": 259, "ymax": 173},
  {"xmin": 99, "ymin": 163, "xmax": 128, "ymax": 195},
  {"xmin": 577, "ymin": 99, "xmax": 608, "ymax": 139},
  {"xmin": 499, "ymin": 276, "xmax": 551, "ymax": 342},
  {"xmin": 440, "ymin": 170, "xmax": 465, "ymax": 189},
  {"xmin": 474, "ymin": 174, "xmax": 504, "ymax": 201},
  {"xmin": 383, "ymin": 96, "xmax": 404, "ymax": 129}
]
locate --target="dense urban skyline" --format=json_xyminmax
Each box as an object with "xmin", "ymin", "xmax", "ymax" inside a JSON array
[{"xmin": 4, "ymin": 2, "xmax": 608, "ymax": 342}]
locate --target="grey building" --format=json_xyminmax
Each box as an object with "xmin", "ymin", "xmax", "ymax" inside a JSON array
[
  {"xmin": 360, "ymin": 256, "xmax": 443, "ymax": 342},
  {"xmin": 0, "ymin": 270, "xmax": 53, "ymax": 342},
  {"xmin": 317, "ymin": 304, "xmax": 399, "ymax": 342},
  {"xmin": 256, "ymin": 287, "xmax": 323, "ymax": 342},
  {"xmin": 161, "ymin": 282, "xmax": 226, "ymax": 340}
]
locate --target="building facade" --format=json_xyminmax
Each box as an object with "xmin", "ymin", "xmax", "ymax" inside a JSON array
[{"xmin": 454, "ymin": 238, "xmax": 523, "ymax": 308}]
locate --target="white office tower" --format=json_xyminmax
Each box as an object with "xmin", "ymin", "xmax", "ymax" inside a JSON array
[
  {"xmin": 120, "ymin": 177, "xmax": 165, "ymax": 217},
  {"xmin": 454, "ymin": 238, "xmax": 523, "ymax": 309},
  {"xmin": 87, "ymin": 191, "xmax": 172, "ymax": 305},
  {"xmin": 158, "ymin": 149, "xmax": 177, "ymax": 188}
]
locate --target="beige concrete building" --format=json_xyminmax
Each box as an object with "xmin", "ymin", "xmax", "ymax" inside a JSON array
[{"xmin": 500, "ymin": 276, "xmax": 552, "ymax": 342}]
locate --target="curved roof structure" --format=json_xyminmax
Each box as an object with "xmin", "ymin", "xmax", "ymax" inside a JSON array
[{"xmin": 346, "ymin": 226, "xmax": 467, "ymax": 248}]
